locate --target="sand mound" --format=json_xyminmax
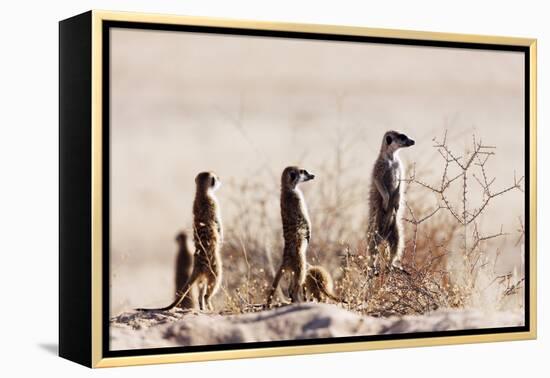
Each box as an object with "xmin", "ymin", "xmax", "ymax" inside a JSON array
[{"xmin": 110, "ymin": 303, "xmax": 523, "ymax": 350}]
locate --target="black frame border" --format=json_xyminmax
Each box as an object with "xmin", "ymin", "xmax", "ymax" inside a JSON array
[
  {"xmin": 101, "ymin": 20, "xmax": 531, "ymax": 359},
  {"xmin": 59, "ymin": 11, "xmax": 93, "ymax": 367}
]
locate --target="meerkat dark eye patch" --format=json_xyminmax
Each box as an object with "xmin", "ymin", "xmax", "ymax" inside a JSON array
[
  {"xmin": 211, "ymin": 177, "xmax": 216, "ymax": 186},
  {"xmin": 386, "ymin": 135, "xmax": 393, "ymax": 145}
]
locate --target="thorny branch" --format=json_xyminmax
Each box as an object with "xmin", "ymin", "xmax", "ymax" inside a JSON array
[{"xmin": 408, "ymin": 131, "xmax": 524, "ymax": 227}]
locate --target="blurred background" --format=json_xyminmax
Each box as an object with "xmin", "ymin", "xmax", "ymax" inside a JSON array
[{"xmin": 109, "ymin": 27, "xmax": 525, "ymax": 315}]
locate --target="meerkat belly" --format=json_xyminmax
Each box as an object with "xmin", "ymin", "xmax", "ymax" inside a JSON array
[
  {"xmin": 297, "ymin": 238, "xmax": 308, "ymax": 259},
  {"xmin": 385, "ymin": 162, "xmax": 401, "ymax": 192},
  {"xmin": 296, "ymin": 192, "xmax": 311, "ymax": 239},
  {"xmin": 283, "ymin": 212, "xmax": 310, "ymax": 243},
  {"xmin": 284, "ymin": 229, "xmax": 307, "ymax": 251}
]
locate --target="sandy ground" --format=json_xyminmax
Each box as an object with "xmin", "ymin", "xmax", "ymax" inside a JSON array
[{"xmin": 110, "ymin": 303, "xmax": 523, "ymax": 350}]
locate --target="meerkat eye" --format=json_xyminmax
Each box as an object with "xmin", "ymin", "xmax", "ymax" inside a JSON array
[
  {"xmin": 211, "ymin": 177, "xmax": 216, "ymax": 186},
  {"xmin": 386, "ymin": 135, "xmax": 393, "ymax": 145}
]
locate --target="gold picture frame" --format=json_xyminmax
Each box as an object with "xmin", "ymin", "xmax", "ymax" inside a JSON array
[{"xmin": 59, "ymin": 10, "xmax": 537, "ymax": 368}]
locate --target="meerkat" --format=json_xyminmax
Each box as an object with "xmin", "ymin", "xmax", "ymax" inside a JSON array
[
  {"xmin": 366, "ymin": 130, "xmax": 415, "ymax": 276},
  {"xmin": 303, "ymin": 265, "xmax": 340, "ymax": 302},
  {"xmin": 137, "ymin": 171, "xmax": 223, "ymax": 312},
  {"xmin": 267, "ymin": 166, "xmax": 315, "ymax": 306},
  {"xmin": 174, "ymin": 231, "xmax": 198, "ymax": 310}
]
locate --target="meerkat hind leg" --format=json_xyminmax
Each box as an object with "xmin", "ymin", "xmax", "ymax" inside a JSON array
[
  {"xmin": 387, "ymin": 224, "xmax": 409, "ymax": 275},
  {"xmin": 267, "ymin": 265, "xmax": 286, "ymax": 306},
  {"xmin": 197, "ymin": 281, "xmax": 208, "ymax": 311},
  {"xmin": 289, "ymin": 266, "xmax": 305, "ymax": 303},
  {"xmin": 289, "ymin": 275, "xmax": 301, "ymax": 303},
  {"xmin": 367, "ymin": 235, "xmax": 382, "ymax": 277},
  {"xmin": 313, "ymin": 286, "xmax": 323, "ymax": 302},
  {"xmin": 203, "ymin": 276, "xmax": 219, "ymax": 312}
]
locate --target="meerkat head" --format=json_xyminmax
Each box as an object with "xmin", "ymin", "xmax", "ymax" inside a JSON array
[
  {"xmin": 195, "ymin": 171, "xmax": 221, "ymax": 193},
  {"xmin": 175, "ymin": 231, "xmax": 187, "ymax": 245},
  {"xmin": 282, "ymin": 166, "xmax": 315, "ymax": 190},
  {"xmin": 382, "ymin": 130, "xmax": 415, "ymax": 155}
]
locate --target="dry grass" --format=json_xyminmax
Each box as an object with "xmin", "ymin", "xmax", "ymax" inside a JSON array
[{"xmin": 209, "ymin": 130, "xmax": 524, "ymax": 317}]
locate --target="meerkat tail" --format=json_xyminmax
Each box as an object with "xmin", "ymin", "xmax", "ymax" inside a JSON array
[
  {"xmin": 266, "ymin": 266, "xmax": 285, "ymax": 306},
  {"xmin": 321, "ymin": 286, "xmax": 342, "ymax": 303},
  {"xmin": 311, "ymin": 277, "xmax": 346, "ymax": 303},
  {"xmin": 136, "ymin": 271, "xmax": 198, "ymax": 312},
  {"xmin": 136, "ymin": 284, "xmax": 193, "ymax": 312}
]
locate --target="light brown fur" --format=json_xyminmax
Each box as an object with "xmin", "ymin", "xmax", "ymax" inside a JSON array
[
  {"xmin": 267, "ymin": 166, "xmax": 315, "ymax": 306},
  {"xmin": 303, "ymin": 265, "xmax": 340, "ymax": 302},
  {"xmin": 367, "ymin": 130, "xmax": 414, "ymax": 276},
  {"xmin": 137, "ymin": 171, "xmax": 223, "ymax": 312}
]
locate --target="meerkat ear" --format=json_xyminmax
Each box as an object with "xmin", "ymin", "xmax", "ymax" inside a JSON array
[
  {"xmin": 289, "ymin": 171, "xmax": 297, "ymax": 181},
  {"xmin": 386, "ymin": 135, "xmax": 393, "ymax": 145}
]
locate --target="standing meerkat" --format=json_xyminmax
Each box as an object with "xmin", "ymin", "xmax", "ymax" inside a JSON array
[
  {"xmin": 174, "ymin": 231, "xmax": 198, "ymax": 310},
  {"xmin": 137, "ymin": 171, "xmax": 223, "ymax": 312},
  {"xmin": 267, "ymin": 166, "xmax": 315, "ymax": 306},
  {"xmin": 303, "ymin": 265, "xmax": 340, "ymax": 302},
  {"xmin": 367, "ymin": 130, "xmax": 415, "ymax": 276}
]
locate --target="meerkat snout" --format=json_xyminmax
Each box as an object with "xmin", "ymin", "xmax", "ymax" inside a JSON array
[
  {"xmin": 385, "ymin": 132, "xmax": 415, "ymax": 149},
  {"xmin": 283, "ymin": 166, "xmax": 315, "ymax": 190},
  {"xmin": 300, "ymin": 169, "xmax": 315, "ymax": 181}
]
